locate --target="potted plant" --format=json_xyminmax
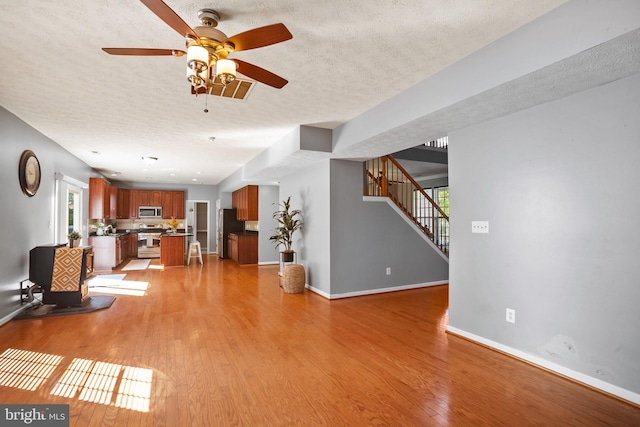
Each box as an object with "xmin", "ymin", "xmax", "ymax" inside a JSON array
[
  {"xmin": 68, "ymin": 230, "xmax": 82, "ymax": 248},
  {"xmin": 269, "ymin": 196, "xmax": 302, "ymax": 262}
]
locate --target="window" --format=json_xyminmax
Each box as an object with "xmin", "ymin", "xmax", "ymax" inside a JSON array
[
  {"xmin": 68, "ymin": 187, "xmax": 82, "ymax": 235},
  {"xmin": 55, "ymin": 174, "xmax": 87, "ymax": 244}
]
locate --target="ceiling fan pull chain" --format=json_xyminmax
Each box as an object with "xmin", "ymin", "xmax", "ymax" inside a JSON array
[{"xmin": 204, "ymin": 93, "xmax": 209, "ymax": 113}]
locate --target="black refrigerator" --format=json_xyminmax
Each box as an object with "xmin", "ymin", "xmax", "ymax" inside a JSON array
[{"xmin": 217, "ymin": 208, "xmax": 245, "ymax": 258}]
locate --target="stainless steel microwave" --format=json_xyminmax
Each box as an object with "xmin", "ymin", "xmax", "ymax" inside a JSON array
[{"xmin": 139, "ymin": 206, "xmax": 162, "ymax": 218}]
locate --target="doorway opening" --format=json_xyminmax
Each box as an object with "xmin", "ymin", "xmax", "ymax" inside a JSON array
[{"xmin": 186, "ymin": 200, "xmax": 210, "ymax": 253}]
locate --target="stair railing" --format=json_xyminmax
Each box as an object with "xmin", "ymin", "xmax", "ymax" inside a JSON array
[{"xmin": 365, "ymin": 155, "xmax": 449, "ymax": 256}]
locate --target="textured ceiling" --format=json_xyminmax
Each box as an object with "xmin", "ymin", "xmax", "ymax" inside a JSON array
[{"xmin": 0, "ymin": 0, "xmax": 565, "ymax": 185}]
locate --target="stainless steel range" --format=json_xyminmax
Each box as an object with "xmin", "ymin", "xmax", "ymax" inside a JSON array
[{"xmin": 138, "ymin": 225, "xmax": 163, "ymax": 258}]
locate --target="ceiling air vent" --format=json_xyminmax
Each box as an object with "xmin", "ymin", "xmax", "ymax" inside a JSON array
[{"xmin": 191, "ymin": 77, "xmax": 255, "ymax": 100}]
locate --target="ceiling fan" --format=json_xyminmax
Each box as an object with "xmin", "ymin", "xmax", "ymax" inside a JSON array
[{"xmin": 102, "ymin": 0, "xmax": 292, "ymax": 96}]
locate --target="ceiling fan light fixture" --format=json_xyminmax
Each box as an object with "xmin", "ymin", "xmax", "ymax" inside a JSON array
[
  {"xmin": 216, "ymin": 59, "xmax": 236, "ymax": 86},
  {"xmin": 187, "ymin": 66, "xmax": 208, "ymax": 88},
  {"xmin": 186, "ymin": 45, "xmax": 209, "ymax": 73}
]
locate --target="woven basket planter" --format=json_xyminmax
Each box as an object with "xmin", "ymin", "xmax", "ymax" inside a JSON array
[{"xmin": 282, "ymin": 264, "xmax": 305, "ymax": 293}]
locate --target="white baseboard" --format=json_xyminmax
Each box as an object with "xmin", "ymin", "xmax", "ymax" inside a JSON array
[
  {"xmin": 0, "ymin": 302, "xmax": 38, "ymax": 327},
  {"xmin": 258, "ymin": 261, "xmax": 279, "ymax": 266},
  {"xmin": 305, "ymin": 284, "xmax": 330, "ymax": 299},
  {"xmin": 446, "ymin": 326, "xmax": 640, "ymax": 406},
  {"xmin": 306, "ymin": 280, "xmax": 448, "ymax": 300}
]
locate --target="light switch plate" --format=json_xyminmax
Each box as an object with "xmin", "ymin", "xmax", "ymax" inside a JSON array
[{"xmin": 472, "ymin": 221, "xmax": 489, "ymax": 234}]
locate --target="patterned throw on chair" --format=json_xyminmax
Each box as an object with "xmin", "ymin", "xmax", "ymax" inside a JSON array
[{"xmin": 51, "ymin": 247, "xmax": 84, "ymax": 292}]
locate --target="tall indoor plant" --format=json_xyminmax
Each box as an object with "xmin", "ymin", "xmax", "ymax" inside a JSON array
[{"xmin": 269, "ymin": 196, "xmax": 302, "ymax": 262}]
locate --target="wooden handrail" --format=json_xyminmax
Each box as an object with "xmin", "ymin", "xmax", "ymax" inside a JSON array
[
  {"xmin": 384, "ymin": 155, "xmax": 449, "ymax": 220},
  {"xmin": 365, "ymin": 155, "xmax": 449, "ymax": 256}
]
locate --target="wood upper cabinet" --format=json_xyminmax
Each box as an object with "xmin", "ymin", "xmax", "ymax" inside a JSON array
[
  {"xmin": 92, "ymin": 185, "xmax": 184, "ymax": 220},
  {"xmin": 232, "ymin": 185, "xmax": 258, "ymax": 221},
  {"xmin": 161, "ymin": 190, "xmax": 184, "ymax": 219},
  {"xmin": 172, "ymin": 191, "xmax": 185, "ymax": 219},
  {"xmin": 138, "ymin": 190, "xmax": 150, "ymax": 207},
  {"xmin": 138, "ymin": 190, "xmax": 162, "ymax": 207},
  {"xmin": 117, "ymin": 188, "xmax": 130, "ymax": 219},
  {"xmin": 129, "ymin": 190, "xmax": 139, "ymax": 218},
  {"xmin": 109, "ymin": 186, "xmax": 118, "ymax": 220},
  {"xmin": 89, "ymin": 178, "xmax": 111, "ymax": 219},
  {"xmin": 161, "ymin": 191, "xmax": 173, "ymax": 218},
  {"xmin": 151, "ymin": 190, "xmax": 162, "ymax": 206}
]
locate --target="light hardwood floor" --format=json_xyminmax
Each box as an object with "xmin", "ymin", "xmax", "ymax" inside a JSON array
[{"xmin": 1, "ymin": 255, "xmax": 639, "ymax": 426}]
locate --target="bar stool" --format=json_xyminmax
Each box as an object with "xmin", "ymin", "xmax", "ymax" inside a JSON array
[{"xmin": 187, "ymin": 241, "xmax": 203, "ymax": 265}]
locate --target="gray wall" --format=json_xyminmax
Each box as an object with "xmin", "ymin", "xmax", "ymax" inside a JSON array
[
  {"xmin": 448, "ymin": 73, "xmax": 640, "ymax": 396},
  {"xmin": 279, "ymin": 158, "xmax": 449, "ymax": 297},
  {"xmin": 0, "ymin": 107, "xmax": 93, "ymax": 321},
  {"xmin": 330, "ymin": 160, "xmax": 448, "ymax": 296},
  {"xmin": 279, "ymin": 160, "xmax": 332, "ymax": 294}
]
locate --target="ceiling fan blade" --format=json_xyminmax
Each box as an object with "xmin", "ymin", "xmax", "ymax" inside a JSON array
[
  {"xmin": 140, "ymin": 0, "xmax": 199, "ymax": 40},
  {"xmin": 102, "ymin": 48, "xmax": 185, "ymax": 56},
  {"xmin": 234, "ymin": 59, "xmax": 288, "ymax": 89},
  {"xmin": 225, "ymin": 23, "xmax": 292, "ymax": 52}
]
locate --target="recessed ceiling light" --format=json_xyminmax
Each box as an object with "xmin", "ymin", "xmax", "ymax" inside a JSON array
[
  {"xmin": 142, "ymin": 156, "xmax": 158, "ymax": 165},
  {"xmin": 196, "ymin": 171, "xmax": 202, "ymax": 175},
  {"xmin": 169, "ymin": 173, "xmax": 176, "ymax": 177},
  {"xmin": 208, "ymin": 136, "xmax": 216, "ymax": 142},
  {"xmin": 91, "ymin": 151, "xmax": 100, "ymax": 155},
  {"xmin": 192, "ymin": 178, "xmax": 198, "ymax": 182},
  {"xmin": 110, "ymin": 172, "xmax": 121, "ymax": 177}
]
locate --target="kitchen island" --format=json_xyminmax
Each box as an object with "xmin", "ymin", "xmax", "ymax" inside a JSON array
[{"xmin": 160, "ymin": 233, "xmax": 192, "ymax": 266}]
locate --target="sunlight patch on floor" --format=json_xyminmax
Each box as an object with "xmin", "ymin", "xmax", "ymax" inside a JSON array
[
  {"xmin": 0, "ymin": 348, "xmax": 152, "ymax": 413},
  {"xmin": 0, "ymin": 348, "xmax": 63, "ymax": 391},
  {"xmin": 90, "ymin": 280, "xmax": 149, "ymax": 297},
  {"xmin": 51, "ymin": 358, "xmax": 152, "ymax": 412}
]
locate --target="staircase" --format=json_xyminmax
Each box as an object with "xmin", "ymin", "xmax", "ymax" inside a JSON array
[{"xmin": 365, "ymin": 155, "xmax": 449, "ymax": 257}]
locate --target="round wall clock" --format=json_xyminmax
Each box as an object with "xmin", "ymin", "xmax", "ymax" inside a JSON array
[{"xmin": 19, "ymin": 150, "xmax": 41, "ymax": 197}]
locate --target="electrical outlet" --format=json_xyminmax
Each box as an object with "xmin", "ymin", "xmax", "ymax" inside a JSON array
[
  {"xmin": 506, "ymin": 308, "xmax": 516, "ymax": 323},
  {"xmin": 386, "ymin": 267, "xmax": 391, "ymax": 275},
  {"xmin": 472, "ymin": 221, "xmax": 489, "ymax": 233}
]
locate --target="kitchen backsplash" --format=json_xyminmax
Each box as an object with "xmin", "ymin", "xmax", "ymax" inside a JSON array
[
  {"xmin": 245, "ymin": 221, "xmax": 259, "ymax": 231},
  {"xmin": 89, "ymin": 218, "xmax": 185, "ymax": 231}
]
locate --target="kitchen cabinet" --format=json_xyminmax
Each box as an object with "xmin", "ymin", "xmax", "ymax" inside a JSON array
[
  {"xmin": 89, "ymin": 178, "xmax": 111, "ymax": 219},
  {"xmin": 172, "ymin": 191, "xmax": 185, "ymax": 219},
  {"xmin": 129, "ymin": 190, "xmax": 139, "ymax": 218},
  {"xmin": 93, "ymin": 184, "xmax": 185, "ymax": 220},
  {"xmin": 228, "ymin": 233, "xmax": 238, "ymax": 263},
  {"xmin": 109, "ymin": 186, "xmax": 118, "ymax": 220},
  {"xmin": 232, "ymin": 185, "xmax": 258, "ymax": 221},
  {"xmin": 138, "ymin": 190, "xmax": 150, "ymax": 206},
  {"xmin": 122, "ymin": 232, "xmax": 137, "ymax": 259},
  {"xmin": 117, "ymin": 188, "xmax": 130, "ymax": 219},
  {"xmin": 151, "ymin": 190, "xmax": 162, "ymax": 206},
  {"xmin": 161, "ymin": 191, "xmax": 185, "ymax": 219},
  {"xmin": 138, "ymin": 190, "xmax": 162, "ymax": 207},
  {"xmin": 161, "ymin": 191, "xmax": 172, "ymax": 218},
  {"xmin": 228, "ymin": 233, "xmax": 258, "ymax": 265},
  {"xmin": 160, "ymin": 235, "xmax": 185, "ymax": 266}
]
